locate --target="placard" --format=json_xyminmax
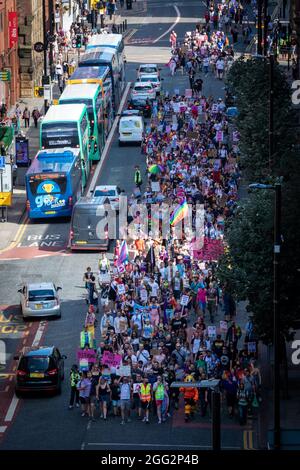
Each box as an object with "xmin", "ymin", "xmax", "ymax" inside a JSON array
[
  {"xmin": 185, "ymin": 88, "xmax": 193, "ymax": 98},
  {"xmin": 117, "ymin": 283, "xmax": 126, "ymax": 295},
  {"xmin": 79, "ymin": 359, "xmax": 89, "ymax": 370},
  {"xmin": 140, "ymin": 288, "xmax": 148, "ymax": 302},
  {"xmin": 174, "ymin": 88, "xmax": 180, "ymax": 96},
  {"xmin": 216, "ymin": 130, "xmax": 224, "ymax": 142},
  {"xmin": 99, "ymin": 272, "xmax": 111, "ymax": 284},
  {"xmin": 180, "ymin": 295, "xmax": 190, "ymax": 306},
  {"xmin": 151, "ymin": 181, "xmax": 160, "ymax": 193},
  {"xmin": 116, "ymin": 365, "xmax": 131, "ymax": 377},
  {"xmin": 220, "ymin": 321, "xmax": 228, "ymax": 332},
  {"xmin": 77, "ymin": 349, "xmax": 97, "ymax": 363},
  {"xmin": 207, "ymin": 325, "xmax": 217, "ymax": 337},
  {"xmin": 166, "ymin": 125, "xmax": 171, "ymax": 133},
  {"xmin": 247, "ymin": 342, "xmax": 257, "ymax": 353},
  {"xmin": 101, "ymin": 351, "xmax": 122, "ymax": 367}
]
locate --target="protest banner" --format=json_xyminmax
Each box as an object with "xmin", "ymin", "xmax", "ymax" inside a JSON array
[
  {"xmin": 117, "ymin": 284, "xmax": 126, "ymax": 295},
  {"xmin": 117, "ymin": 365, "xmax": 131, "ymax": 377},
  {"xmin": 79, "ymin": 359, "xmax": 89, "ymax": 370},
  {"xmin": 77, "ymin": 349, "xmax": 97, "ymax": 363},
  {"xmin": 180, "ymin": 295, "xmax": 190, "ymax": 307},
  {"xmin": 207, "ymin": 325, "xmax": 217, "ymax": 337},
  {"xmin": 101, "ymin": 351, "xmax": 122, "ymax": 367},
  {"xmin": 220, "ymin": 321, "xmax": 228, "ymax": 332},
  {"xmin": 151, "ymin": 181, "xmax": 160, "ymax": 193},
  {"xmin": 98, "ymin": 272, "xmax": 111, "ymax": 284}
]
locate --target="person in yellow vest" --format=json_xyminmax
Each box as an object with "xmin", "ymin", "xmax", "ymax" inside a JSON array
[
  {"xmin": 153, "ymin": 375, "xmax": 165, "ymax": 424},
  {"xmin": 80, "ymin": 325, "xmax": 93, "ymax": 349},
  {"xmin": 139, "ymin": 376, "xmax": 152, "ymax": 423}
]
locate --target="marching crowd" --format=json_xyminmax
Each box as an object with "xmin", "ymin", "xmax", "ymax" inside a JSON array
[{"xmin": 69, "ymin": 17, "xmax": 262, "ymax": 428}]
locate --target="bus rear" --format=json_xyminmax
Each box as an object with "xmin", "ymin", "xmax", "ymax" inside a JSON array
[{"xmin": 25, "ymin": 150, "xmax": 82, "ymax": 219}]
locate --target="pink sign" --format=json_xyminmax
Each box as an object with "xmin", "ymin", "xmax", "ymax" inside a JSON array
[
  {"xmin": 216, "ymin": 130, "xmax": 223, "ymax": 142},
  {"xmin": 192, "ymin": 237, "xmax": 224, "ymax": 261},
  {"xmin": 185, "ymin": 89, "xmax": 192, "ymax": 98},
  {"xmin": 101, "ymin": 351, "xmax": 122, "ymax": 367},
  {"xmin": 77, "ymin": 349, "xmax": 97, "ymax": 363}
]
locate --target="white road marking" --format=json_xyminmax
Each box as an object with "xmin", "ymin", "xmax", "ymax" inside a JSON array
[
  {"xmin": 32, "ymin": 321, "xmax": 47, "ymax": 347},
  {"xmin": 86, "ymin": 442, "xmax": 241, "ymax": 449},
  {"xmin": 152, "ymin": 5, "xmax": 181, "ymax": 44},
  {"xmin": 4, "ymin": 395, "xmax": 18, "ymax": 422},
  {"xmin": 88, "ymin": 82, "xmax": 131, "ymax": 194},
  {"xmin": 0, "ymin": 426, "xmax": 8, "ymax": 433}
]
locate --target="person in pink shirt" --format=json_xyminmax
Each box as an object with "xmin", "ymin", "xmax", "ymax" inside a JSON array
[{"xmin": 196, "ymin": 286, "xmax": 207, "ymax": 316}]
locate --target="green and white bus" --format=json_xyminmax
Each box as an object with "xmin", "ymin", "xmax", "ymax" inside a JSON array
[
  {"xmin": 40, "ymin": 103, "xmax": 91, "ymax": 189},
  {"xmin": 59, "ymin": 83, "xmax": 105, "ymax": 161}
]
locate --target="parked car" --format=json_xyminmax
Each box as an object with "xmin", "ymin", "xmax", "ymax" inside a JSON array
[
  {"xmin": 18, "ymin": 282, "xmax": 62, "ymax": 319},
  {"xmin": 119, "ymin": 114, "xmax": 144, "ymax": 146},
  {"xmin": 137, "ymin": 74, "xmax": 163, "ymax": 94},
  {"xmin": 137, "ymin": 63, "xmax": 161, "ymax": 78},
  {"xmin": 127, "ymin": 98, "xmax": 152, "ymax": 118},
  {"xmin": 14, "ymin": 346, "xmax": 66, "ymax": 396},
  {"xmin": 131, "ymin": 81, "xmax": 156, "ymax": 101}
]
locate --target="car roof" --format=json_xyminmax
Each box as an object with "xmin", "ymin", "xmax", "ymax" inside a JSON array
[
  {"xmin": 120, "ymin": 115, "xmax": 143, "ymax": 123},
  {"xmin": 59, "ymin": 83, "xmax": 100, "ymax": 100},
  {"xmin": 23, "ymin": 346, "xmax": 55, "ymax": 357},
  {"xmin": 27, "ymin": 283, "xmax": 55, "ymax": 291},
  {"xmin": 73, "ymin": 196, "xmax": 112, "ymax": 208},
  {"xmin": 139, "ymin": 74, "xmax": 159, "ymax": 79},
  {"xmin": 42, "ymin": 104, "xmax": 86, "ymax": 122}
]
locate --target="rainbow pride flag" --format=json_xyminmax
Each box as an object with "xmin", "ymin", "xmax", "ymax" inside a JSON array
[
  {"xmin": 170, "ymin": 200, "xmax": 189, "ymax": 226},
  {"xmin": 117, "ymin": 240, "xmax": 129, "ymax": 266}
]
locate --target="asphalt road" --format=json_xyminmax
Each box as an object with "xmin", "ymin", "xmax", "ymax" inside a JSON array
[{"xmin": 0, "ymin": 0, "xmax": 256, "ymax": 450}]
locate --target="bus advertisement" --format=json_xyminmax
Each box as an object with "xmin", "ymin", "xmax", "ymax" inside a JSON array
[
  {"xmin": 86, "ymin": 34, "xmax": 126, "ymax": 93},
  {"xmin": 68, "ymin": 65, "xmax": 114, "ymax": 137},
  {"xmin": 79, "ymin": 47, "xmax": 121, "ymax": 110},
  {"xmin": 25, "ymin": 148, "xmax": 82, "ymax": 219},
  {"xmin": 59, "ymin": 83, "xmax": 104, "ymax": 160},
  {"xmin": 40, "ymin": 103, "xmax": 91, "ymax": 188}
]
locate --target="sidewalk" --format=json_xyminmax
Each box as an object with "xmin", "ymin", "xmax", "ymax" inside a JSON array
[{"xmin": 0, "ymin": 96, "xmax": 44, "ymax": 252}]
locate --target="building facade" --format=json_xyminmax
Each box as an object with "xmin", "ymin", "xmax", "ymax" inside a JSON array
[{"xmin": 0, "ymin": 0, "xmax": 20, "ymax": 110}]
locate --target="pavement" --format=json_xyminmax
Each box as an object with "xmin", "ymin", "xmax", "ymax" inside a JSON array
[{"xmin": 0, "ymin": 0, "xmax": 270, "ymax": 451}]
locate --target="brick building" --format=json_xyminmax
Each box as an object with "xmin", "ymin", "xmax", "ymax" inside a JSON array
[{"xmin": 0, "ymin": 0, "xmax": 20, "ymax": 110}]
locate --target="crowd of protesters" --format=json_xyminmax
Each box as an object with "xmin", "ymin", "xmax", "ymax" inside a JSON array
[{"xmin": 69, "ymin": 14, "xmax": 262, "ymax": 427}]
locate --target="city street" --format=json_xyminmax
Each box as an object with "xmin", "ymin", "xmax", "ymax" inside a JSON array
[{"xmin": 1, "ymin": 0, "xmax": 293, "ymax": 453}]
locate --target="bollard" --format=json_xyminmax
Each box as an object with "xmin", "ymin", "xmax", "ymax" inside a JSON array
[{"xmin": 125, "ymin": 19, "xmax": 127, "ymax": 30}]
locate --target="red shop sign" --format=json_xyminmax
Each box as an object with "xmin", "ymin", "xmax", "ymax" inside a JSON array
[{"xmin": 8, "ymin": 12, "xmax": 18, "ymax": 48}]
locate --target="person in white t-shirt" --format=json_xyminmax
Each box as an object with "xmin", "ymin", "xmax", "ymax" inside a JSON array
[
  {"xmin": 216, "ymin": 58, "xmax": 224, "ymax": 79},
  {"xmin": 148, "ymin": 277, "xmax": 159, "ymax": 298},
  {"xmin": 136, "ymin": 344, "xmax": 150, "ymax": 365}
]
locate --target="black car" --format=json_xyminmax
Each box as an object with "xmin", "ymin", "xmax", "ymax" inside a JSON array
[
  {"xmin": 127, "ymin": 98, "xmax": 152, "ymax": 118},
  {"xmin": 14, "ymin": 346, "xmax": 66, "ymax": 396}
]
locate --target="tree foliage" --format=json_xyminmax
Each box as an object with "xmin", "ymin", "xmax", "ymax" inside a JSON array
[{"xmin": 217, "ymin": 57, "xmax": 300, "ymax": 344}]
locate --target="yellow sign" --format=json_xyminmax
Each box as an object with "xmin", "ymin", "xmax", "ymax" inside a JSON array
[
  {"xmin": 52, "ymin": 99, "xmax": 59, "ymax": 105},
  {"xmin": 0, "ymin": 192, "xmax": 12, "ymax": 206},
  {"xmin": 34, "ymin": 86, "xmax": 44, "ymax": 97}
]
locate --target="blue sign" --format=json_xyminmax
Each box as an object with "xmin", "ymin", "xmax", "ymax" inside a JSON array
[{"xmin": 0, "ymin": 156, "xmax": 5, "ymax": 169}]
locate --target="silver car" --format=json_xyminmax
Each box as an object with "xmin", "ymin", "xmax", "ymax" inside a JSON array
[{"xmin": 18, "ymin": 283, "xmax": 62, "ymax": 319}]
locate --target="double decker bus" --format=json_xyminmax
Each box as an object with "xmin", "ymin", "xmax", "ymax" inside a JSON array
[
  {"xmin": 68, "ymin": 65, "xmax": 114, "ymax": 136},
  {"xmin": 86, "ymin": 34, "xmax": 126, "ymax": 94},
  {"xmin": 40, "ymin": 104, "xmax": 91, "ymax": 188},
  {"xmin": 25, "ymin": 148, "xmax": 82, "ymax": 219},
  {"xmin": 79, "ymin": 47, "xmax": 121, "ymax": 110},
  {"xmin": 59, "ymin": 83, "xmax": 104, "ymax": 160}
]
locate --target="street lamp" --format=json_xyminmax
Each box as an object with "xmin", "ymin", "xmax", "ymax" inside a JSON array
[{"xmin": 248, "ymin": 182, "xmax": 281, "ymax": 450}]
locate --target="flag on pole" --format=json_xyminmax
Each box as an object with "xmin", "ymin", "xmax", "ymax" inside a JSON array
[
  {"xmin": 117, "ymin": 240, "xmax": 128, "ymax": 266},
  {"xmin": 170, "ymin": 199, "xmax": 189, "ymax": 226}
]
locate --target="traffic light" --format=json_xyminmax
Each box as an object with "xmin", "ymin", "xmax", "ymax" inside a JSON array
[{"xmin": 76, "ymin": 34, "xmax": 82, "ymax": 48}]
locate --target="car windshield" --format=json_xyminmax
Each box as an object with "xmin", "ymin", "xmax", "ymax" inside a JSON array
[
  {"xmin": 121, "ymin": 119, "xmax": 141, "ymax": 129},
  {"xmin": 19, "ymin": 356, "xmax": 50, "ymax": 372},
  {"xmin": 132, "ymin": 100, "xmax": 147, "ymax": 106},
  {"xmin": 140, "ymin": 67, "xmax": 157, "ymax": 74},
  {"xmin": 94, "ymin": 189, "xmax": 116, "ymax": 197},
  {"xmin": 28, "ymin": 289, "xmax": 55, "ymax": 301},
  {"xmin": 141, "ymin": 77, "xmax": 158, "ymax": 83}
]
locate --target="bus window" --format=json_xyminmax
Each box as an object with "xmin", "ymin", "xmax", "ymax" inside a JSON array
[
  {"xmin": 41, "ymin": 123, "xmax": 79, "ymax": 149},
  {"xmin": 29, "ymin": 174, "xmax": 67, "ymax": 196}
]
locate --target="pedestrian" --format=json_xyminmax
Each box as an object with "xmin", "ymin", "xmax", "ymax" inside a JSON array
[
  {"xmin": 134, "ymin": 165, "xmax": 142, "ymax": 189},
  {"xmin": 96, "ymin": 377, "xmax": 111, "ymax": 420},
  {"xmin": 139, "ymin": 376, "xmax": 152, "ymax": 423},
  {"xmin": 237, "ymin": 382, "xmax": 248, "ymax": 425},
  {"xmin": 120, "ymin": 376, "xmax": 132, "ymax": 425},
  {"xmin": 80, "ymin": 325, "xmax": 93, "ymax": 349},
  {"xmin": 32, "ymin": 108, "xmax": 41, "ymax": 128},
  {"xmin": 77, "ymin": 370, "xmax": 92, "ymax": 417},
  {"xmin": 0, "ymin": 102, "xmax": 7, "ymax": 120},
  {"xmin": 153, "ymin": 375, "xmax": 165, "ymax": 423},
  {"xmin": 89, "ymin": 364, "xmax": 100, "ymax": 421},
  {"xmin": 68, "ymin": 364, "xmax": 81, "ymax": 409}
]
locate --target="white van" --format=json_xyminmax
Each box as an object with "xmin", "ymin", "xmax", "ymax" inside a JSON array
[{"xmin": 118, "ymin": 114, "xmax": 144, "ymax": 146}]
